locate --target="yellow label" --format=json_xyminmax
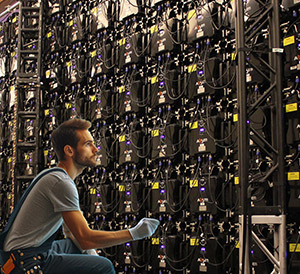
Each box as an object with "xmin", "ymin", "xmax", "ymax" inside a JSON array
[
  {"xmin": 152, "ymin": 238, "xmax": 159, "ymax": 245},
  {"xmin": 190, "ymin": 180, "xmax": 199, "ymax": 188},
  {"xmin": 69, "ymin": 20, "xmax": 74, "ymax": 27},
  {"xmin": 44, "ymin": 150, "xmax": 49, "ymax": 156},
  {"xmin": 289, "ymin": 243, "xmax": 300, "ymax": 252},
  {"xmin": 189, "ymin": 121, "xmax": 198, "ymax": 130},
  {"xmin": 286, "ymin": 103, "xmax": 298, "ymax": 113},
  {"xmin": 8, "ymin": 121, "xmax": 13, "ymax": 127},
  {"xmin": 90, "ymin": 188, "xmax": 96, "ymax": 195},
  {"xmin": 8, "ymin": 157, "xmax": 12, "ymax": 163},
  {"xmin": 47, "ymin": 32, "xmax": 52, "ymax": 38},
  {"xmin": 236, "ymin": 241, "xmax": 240, "ymax": 248},
  {"xmin": 151, "ymin": 130, "xmax": 159, "ymax": 137},
  {"xmin": 118, "ymin": 86, "xmax": 125, "ymax": 93},
  {"xmin": 65, "ymin": 103, "xmax": 72, "ymax": 109},
  {"xmin": 92, "ymin": 7, "xmax": 97, "ymax": 14},
  {"xmin": 234, "ymin": 177, "xmax": 239, "ymax": 185},
  {"xmin": 188, "ymin": 64, "xmax": 197, "ymax": 73},
  {"xmin": 150, "ymin": 25, "xmax": 158, "ymax": 34},
  {"xmin": 91, "ymin": 50, "xmax": 97, "ymax": 58},
  {"xmin": 119, "ymin": 135, "xmax": 125, "ymax": 142},
  {"xmin": 8, "ymin": 194, "xmax": 12, "ymax": 200},
  {"xmin": 12, "ymin": 16, "xmax": 17, "ymax": 23},
  {"xmin": 90, "ymin": 95, "xmax": 96, "ymax": 102},
  {"xmin": 190, "ymin": 238, "xmax": 199, "ymax": 246},
  {"xmin": 288, "ymin": 172, "xmax": 300, "ymax": 181},
  {"xmin": 119, "ymin": 38, "xmax": 126, "ymax": 46},
  {"xmin": 187, "ymin": 10, "xmax": 196, "ymax": 20},
  {"xmin": 44, "ymin": 109, "xmax": 50, "ymax": 116},
  {"xmin": 233, "ymin": 114, "xmax": 238, "ymax": 122},
  {"xmin": 283, "ymin": 35, "xmax": 295, "ymax": 47},
  {"xmin": 232, "ymin": 52, "xmax": 237, "ymax": 60},
  {"xmin": 67, "ymin": 61, "xmax": 72, "ymax": 67},
  {"xmin": 11, "ymin": 52, "xmax": 15, "ymax": 57},
  {"xmin": 151, "ymin": 76, "xmax": 158, "ymax": 85},
  {"xmin": 119, "ymin": 185, "xmax": 125, "ymax": 192},
  {"xmin": 46, "ymin": 70, "xmax": 51, "ymax": 78},
  {"xmin": 152, "ymin": 182, "xmax": 159, "ymax": 190},
  {"xmin": 24, "ymin": 154, "xmax": 29, "ymax": 160}
]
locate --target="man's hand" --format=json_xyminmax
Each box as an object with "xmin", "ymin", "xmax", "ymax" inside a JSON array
[{"xmin": 128, "ymin": 218, "xmax": 160, "ymax": 241}]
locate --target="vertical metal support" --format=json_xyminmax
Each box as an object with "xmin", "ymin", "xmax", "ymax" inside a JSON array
[
  {"xmin": 239, "ymin": 215, "xmax": 250, "ymax": 274},
  {"xmin": 279, "ymin": 215, "xmax": 287, "ymax": 273},
  {"xmin": 270, "ymin": 0, "xmax": 287, "ymax": 272},
  {"xmin": 14, "ymin": 0, "xmax": 43, "ymax": 203},
  {"xmin": 235, "ymin": 0, "xmax": 250, "ymax": 273}
]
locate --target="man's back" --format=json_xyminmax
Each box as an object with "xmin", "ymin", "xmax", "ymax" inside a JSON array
[{"xmin": 3, "ymin": 168, "xmax": 80, "ymax": 252}]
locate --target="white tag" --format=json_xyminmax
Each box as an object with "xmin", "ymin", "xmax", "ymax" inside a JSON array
[
  {"xmin": 198, "ymin": 144, "xmax": 206, "ymax": 152},
  {"xmin": 158, "ymin": 43, "xmax": 165, "ymax": 52},
  {"xmin": 159, "ymin": 97, "xmax": 165, "ymax": 104},
  {"xmin": 197, "ymin": 85, "xmax": 205, "ymax": 94}
]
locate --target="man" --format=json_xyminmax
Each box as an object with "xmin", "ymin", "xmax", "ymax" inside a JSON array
[{"xmin": 1, "ymin": 118, "xmax": 159, "ymax": 274}]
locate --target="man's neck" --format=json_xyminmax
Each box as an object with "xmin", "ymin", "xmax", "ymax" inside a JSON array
[{"xmin": 57, "ymin": 161, "xmax": 83, "ymax": 180}]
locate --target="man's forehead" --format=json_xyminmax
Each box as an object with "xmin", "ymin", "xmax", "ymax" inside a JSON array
[{"xmin": 77, "ymin": 129, "xmax": 94, "ymax": 143}]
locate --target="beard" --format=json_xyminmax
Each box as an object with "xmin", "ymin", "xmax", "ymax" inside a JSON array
[{"xmin": 73, "ymin": 150, "xmax": 98, "ymax": 168}]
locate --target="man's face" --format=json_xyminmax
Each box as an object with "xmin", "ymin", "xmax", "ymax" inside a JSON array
[{"xmin": 72, "ymin": 129, "xmax": 99, "ymax": 168}]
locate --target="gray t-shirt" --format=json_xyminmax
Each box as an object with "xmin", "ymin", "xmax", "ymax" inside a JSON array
[{"xmin": 3, "ymin": 168, "xmax": 80, "ymax": 251}]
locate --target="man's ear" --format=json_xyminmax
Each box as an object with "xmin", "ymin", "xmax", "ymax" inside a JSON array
[{"xmin": 64, "ymin": 145, "xmax": 74, "ymax": 158}]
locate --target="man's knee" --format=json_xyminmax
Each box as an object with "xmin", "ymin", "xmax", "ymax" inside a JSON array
[{"xmin": 94, "ymin": 256, "xmax": 115, "ymax": 274}]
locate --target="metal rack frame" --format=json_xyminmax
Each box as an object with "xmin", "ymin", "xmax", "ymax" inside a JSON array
[
  {"xmin": 235, "ymin": 0, "xmax": 287, "ymax": 273},
  {"xmin": 13, "ymin": 0, "xmax": 43, "ymax": 205}
]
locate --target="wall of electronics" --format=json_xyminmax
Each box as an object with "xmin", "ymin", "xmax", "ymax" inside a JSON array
[{"xmin": 0, "ymin": 0, "xmax": 300, "ymax": 273}]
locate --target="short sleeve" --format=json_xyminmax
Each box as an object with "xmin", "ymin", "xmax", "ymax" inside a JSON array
[{"xmin": 47, "ymin": 177, "xmax": 80, "ymax": 212}]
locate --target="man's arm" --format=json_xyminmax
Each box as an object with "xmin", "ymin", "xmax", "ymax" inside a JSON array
[{"xmin": 62, "ymin": 210, "xmax": 132, "ymax": 250}]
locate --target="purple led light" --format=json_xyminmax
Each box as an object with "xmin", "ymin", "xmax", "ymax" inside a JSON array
[
  {"xmin": 199, "ymin": 128, "xmax": 205, "ymax": 133},
  {"xmin": 126, "ymin": 141, "xmax": 131, "ymax": 145},
  {"xmin": 247, "ymin": 120, "xmax": 250, "ymax": 124},
  {"xmin": 72, "ymin": 65, "xmax": 76, "ymax": 69},
  {"xmin": 97, "ymin": 193, "xmax": 100, "ymax": 197},
  {"xmin": 160, "ymin": 135, "xmax": 165, "ymax": 139},
  {"xmin": 126, "ymin": 191, "xmax": 131, "ymax": 196},
  {"xmin": 198, "ymin": 70, "xmax": 204, "ymax": 75},
  {"xmin": 160, "ymin": 245, "xmax": 165, "ymax": 249},
  {"xmin": 159, "ymin": 81, "xmax": 165, "ymax": 86},
  {"xmin": 97, "ymin": 146, "xmax": 101, "ymax": 150},
  {"xmin": 97, "ymin": 100, "xmax": 101, "ymax": 104},
  {"xmin": 201, "ymin": 247, "xmax": 206, "ymax": 252},
  {"xmin": 126, "ymin": 91, "xmax": 131, "ymax": 96},
  {"xmin": 200, "ymin": 187, "xmax": 206, "ymax": 192},
  {"xmin": 160, "ymin": 189, "xmax": 165, "ymax": 194},
  {"xmin": 126, "ymin": 243, "xmax": 130, "ymax": 247},
  {"xmin": 251, "ymin": 250, "xmax": 254, "ymax": 254}
]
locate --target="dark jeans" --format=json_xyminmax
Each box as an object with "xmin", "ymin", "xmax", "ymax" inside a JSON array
[{"xmin": 10, "ymin": 238, "xmax": 115, "ymax": 274}]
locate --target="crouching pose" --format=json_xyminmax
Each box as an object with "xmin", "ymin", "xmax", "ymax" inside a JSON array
[{"xmin": 0, "ymin": 118, "xmax": 159, "ymax": 274}]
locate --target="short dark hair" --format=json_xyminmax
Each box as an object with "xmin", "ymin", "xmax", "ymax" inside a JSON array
[{"xmin": 51, "ymin": 118, "xmax": 91, "ymax": 161}]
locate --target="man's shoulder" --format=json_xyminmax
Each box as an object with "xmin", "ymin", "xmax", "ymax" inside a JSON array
[{"xmin": 36, "ymin": 168, "xmax": 72, "ymax": 188}]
